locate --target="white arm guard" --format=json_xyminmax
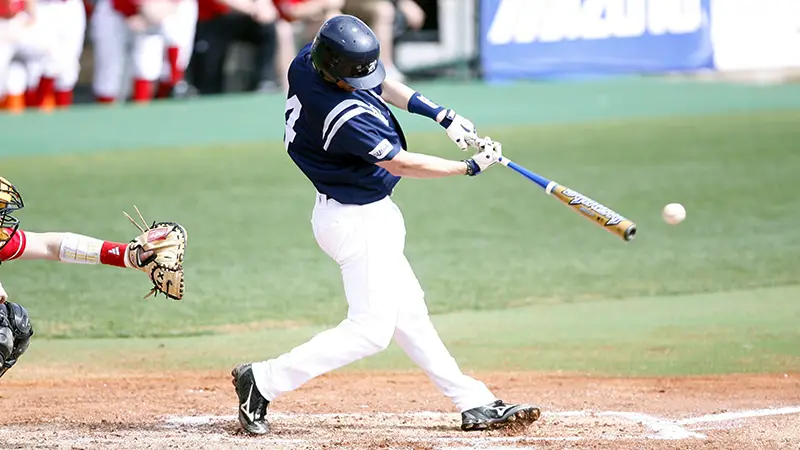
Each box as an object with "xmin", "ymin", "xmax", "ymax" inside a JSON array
[{"xmin": 59, "ymin": 233, "xmax": 103, "ymax": 265}]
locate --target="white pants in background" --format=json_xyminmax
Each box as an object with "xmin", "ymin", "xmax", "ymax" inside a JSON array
[
  {"xmin": 23, "ymin": 0, "xmax": 86, "ymax": 92},
  {"xmin": 252, "ymin": 194, "xmax": 497, "ymax": 412},
  {"xmin": 159, "ymin": 0, "xmax": 197, "ymax": 83},
  {"xmin": 90, "ymin": 0, "xmax": 164, "ymax": 99},
  {"xmin": 0, "ymin": 14, "xmax": 49, "ymax": 96}
]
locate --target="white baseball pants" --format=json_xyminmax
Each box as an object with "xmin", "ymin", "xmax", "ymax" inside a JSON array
[
  {"xmin": 159, "ymin": 0, "xmax": 197, "ymax": 82},
  {"xmin": 23, "ymin": 0, "xmax": 86, "ymax": 91},
  {"xmin": 0, "ymin": 14, "xmax": 50, "ymax": 96},
  {"xmin": 252, "ymin": 194, "xmax": 497, "ymax": 412},
  {"xmin": 90, "ymin": 0, "xmax": 164, "ymax": 99}
]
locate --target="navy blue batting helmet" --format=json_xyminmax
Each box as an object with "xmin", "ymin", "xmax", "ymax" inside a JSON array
[{"xmin": 311, "ymin": 15, "xmax": 386, "ymax": 90}]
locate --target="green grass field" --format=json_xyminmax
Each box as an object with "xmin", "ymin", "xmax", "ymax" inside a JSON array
[{"xmin": 3, "ymin": 83, "xmax": 800, "ymax": 377}]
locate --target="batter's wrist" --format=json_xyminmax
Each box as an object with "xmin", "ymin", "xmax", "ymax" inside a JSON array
[
  {"xmin": 464, "ymin": 159, "xmax": 479, "ymax": 176},
  {"xmin": 407, "ymin": 92, "xmax": 446, "ymax": 122}
]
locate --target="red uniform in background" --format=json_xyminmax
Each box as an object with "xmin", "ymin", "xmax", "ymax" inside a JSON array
[
  {"xmin": 196, "ymin": 0, "xmax": 228, "ymax": 21},
  {"xmin": 90, "ymin": 0, "xmax": 196, "ymax": 103},
  {"xmin": 273, "ymin": 0, "xmax": 308, "ymax": 22},
  {"xmin": 0, "ymin": 0, "xmax": 24, "ymax": 18}
]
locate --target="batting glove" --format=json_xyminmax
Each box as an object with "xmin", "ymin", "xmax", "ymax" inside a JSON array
[
  {"xmin": 440, "ymin": 109, "xmax": 478, "ymax": 151},
  {"xmin": 464, "ymin": 137, "xmax": 502, "ymax": 176}
]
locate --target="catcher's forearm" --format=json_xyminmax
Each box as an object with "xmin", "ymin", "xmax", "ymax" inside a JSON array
[{"xmin": 18, "ymin": 232, "xmax": 130, "ymax": 267}]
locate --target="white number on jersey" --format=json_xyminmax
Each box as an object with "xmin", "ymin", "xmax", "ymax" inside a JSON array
[{"xmin": 284, "ymin": 95, "xmax": 303, "ymax": 151}]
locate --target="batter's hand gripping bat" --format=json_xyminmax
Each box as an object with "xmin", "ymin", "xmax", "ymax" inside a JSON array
[{"xmin": 469, "ymin": 138, "xmax": 637, "ymax": 242}]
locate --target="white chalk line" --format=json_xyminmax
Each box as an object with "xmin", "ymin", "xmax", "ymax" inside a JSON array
[
  {"xmin": 163, "ymin": 406, "xmax": 800, "ymax": 445},
  {"xmin": 677, "ymin": 406, "xmax": 800, "ymax": 425},
  {"xmin": 597, "ymin": 411, "xmax": 703, "ymax": 440}
]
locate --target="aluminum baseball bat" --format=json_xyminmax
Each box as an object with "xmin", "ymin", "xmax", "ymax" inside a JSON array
[
  {"xmin": 498, "ymin": 156, "xmax": 636, "ymax": 241},
  {"xmin": 466, "ymin": 137, "xmax": 636, "ymax": 242}
]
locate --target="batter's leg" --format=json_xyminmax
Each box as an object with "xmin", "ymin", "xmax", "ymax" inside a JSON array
[
  {"xmin": 250, "ymin": 198, "xmax": 408, "ymax": 400},
  {"xmin": 90, "ymin": 0, "xmax": 128, "ymax": 103},
  {"xmin": 392, "ymin": 275, "xmax": 497, "ymax": 411},
  {"xmin": 238, "ymin": 198, "xmax": 409, "ymax": 434},
  {"xmin": 376, "ymin": 199, "xmax": 497, "ymax": 411}
]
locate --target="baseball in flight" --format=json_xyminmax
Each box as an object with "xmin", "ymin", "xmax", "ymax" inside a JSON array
[{"xmin": 662, "ymin": 203, "xmax": 686, "ymax": 225}]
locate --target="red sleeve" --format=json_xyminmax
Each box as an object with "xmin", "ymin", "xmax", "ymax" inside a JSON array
[{"xmin": 0, "ymin": 228, "xmax": 26, "ymax": 262}]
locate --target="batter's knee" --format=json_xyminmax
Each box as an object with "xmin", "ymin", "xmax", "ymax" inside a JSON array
[
  {"xmin": 348, "ymin": 316, "xmax": 395, "ymax": 353},
  {"xmin": 0, "ymin": 302, "xmax": 34, "ymax": 379}
]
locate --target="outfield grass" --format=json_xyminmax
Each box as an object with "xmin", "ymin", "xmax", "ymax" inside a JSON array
[
  {"xmin": 21, "ymin": 285, "xmax": 800, "ymax": 376},
  {"xmin": 2, "ymin": 110, "xmax": 799, "ymax": 342}
]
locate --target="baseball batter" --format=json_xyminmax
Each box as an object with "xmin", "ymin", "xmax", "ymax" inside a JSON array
[
  {"xmin": 231, "ymin": 15, "xmax": 541, "ymax": 434},
  {"xmin": 0, "ymin": 176, "xmax": 187, "ymax": 378}
]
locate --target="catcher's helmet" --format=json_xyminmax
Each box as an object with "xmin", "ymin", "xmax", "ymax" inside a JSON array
[
  {"xmin": 0, "ymin": 177, "xmax": 23, "ymax": 215},
  {"xmin": 311, "ymin": 15, "xmax": 386, "ymax": 90},
  {"xmin": 0, "ymin": 177, "xmax": 22, "ymax": 252}
]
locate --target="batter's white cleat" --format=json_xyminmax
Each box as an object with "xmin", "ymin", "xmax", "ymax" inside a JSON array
[
  {"xmin": 460, "ymin": 400, "xmax": 541, "ymax": 431},
  {"xmin": 231, "ymin": 363, "xmax": 270, "ymax": 435}
]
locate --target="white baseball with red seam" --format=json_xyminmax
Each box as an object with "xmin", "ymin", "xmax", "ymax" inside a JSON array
[{"xmin": 662, "ymin": 203, "xmax": 686, "ymax": 225}]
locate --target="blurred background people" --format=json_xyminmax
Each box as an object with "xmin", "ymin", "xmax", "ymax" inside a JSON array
[
  {"xmin": 156, "ymin": 0, "xmax": 198, "ymax": 99},
  {"xmin": 90, "ymin": 0, "xmax": 188, "ymax": 104},
  {"xmin": 2, "ymin": 0, "xmax": 433, "ymax": 109},
  {"xmin": 342, "ymin": 0, "xmax": 423, "ymax": 81},
  {"xmin": 1, "ymin": 0, "xmax": 87, "ymax": 112},
  {"xmin": 274, "ymin": 0, "xmax": 342, "ymax": 42},
  {"xmin": 21, "ymin": 0, "xmax": 86, "ymax": 110},
  {"xmin": 189, "ymin": 0, "xmax": 290, "ymax": 94},
  {"xmin": 272, "ymin": 0, "xmax": 343, "ymax": 89}
]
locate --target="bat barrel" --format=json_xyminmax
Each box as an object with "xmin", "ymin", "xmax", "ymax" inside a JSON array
[{"xmin": 550, "ymin": 184, "xmax": 637, "ymax": 242}]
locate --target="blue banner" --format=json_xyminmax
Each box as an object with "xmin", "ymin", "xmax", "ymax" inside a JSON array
[{"xmin": 480, "ymin": 0, "xmax": 715, "ymax": 82}]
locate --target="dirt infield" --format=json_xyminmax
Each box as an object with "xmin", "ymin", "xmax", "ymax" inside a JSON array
[{"xmin": 1, "ymin": 370, "xmax": 799, "ymax": 449}]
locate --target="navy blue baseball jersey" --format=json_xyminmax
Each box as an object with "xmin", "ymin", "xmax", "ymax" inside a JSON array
[{"xmin": 284, "ymin": 44, "xmax": 408, "ymax": 205}]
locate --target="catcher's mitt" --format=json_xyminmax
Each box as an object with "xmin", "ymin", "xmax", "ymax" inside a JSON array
[{"xmin": 124, "ymin": 206, "xmax": 187, "ymax": 301}]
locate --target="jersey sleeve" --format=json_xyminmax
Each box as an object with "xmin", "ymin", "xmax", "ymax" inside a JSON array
[
  {"xmin": 0, "ymin": 228, "xmax": 26, "ymax": 262},
  {"xmin": 321, "ymin": 101, "xmax": 402, "ymax": 164}
]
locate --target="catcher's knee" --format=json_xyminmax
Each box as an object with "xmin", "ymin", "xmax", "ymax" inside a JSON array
[{"xmin": 0, "ymin": 302, "xmax": 34, "ymax": 379}]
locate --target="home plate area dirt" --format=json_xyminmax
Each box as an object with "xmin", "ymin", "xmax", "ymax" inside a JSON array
[{"xmin": 1, "ymin": 371, "xmax": 799, "ymax": 449}]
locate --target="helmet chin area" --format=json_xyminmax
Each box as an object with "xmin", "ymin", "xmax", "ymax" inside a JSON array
[{"xmin": 336, "ymin": 80, "xmax": 356, "ymax": 92}]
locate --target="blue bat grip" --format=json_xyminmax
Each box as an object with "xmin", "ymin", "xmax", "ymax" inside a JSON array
[{"xmin": 501, "ymin": 158, "xmax": 552, "ymax": 190}]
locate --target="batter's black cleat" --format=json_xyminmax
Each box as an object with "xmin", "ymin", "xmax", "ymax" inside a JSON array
[
  {"xmin": 231, "ymin": 363, "xmax": 270, "ymax": 435},
  {"xmin": 460, "ymin": 400, "xmax": 541, "ymax": 431}
]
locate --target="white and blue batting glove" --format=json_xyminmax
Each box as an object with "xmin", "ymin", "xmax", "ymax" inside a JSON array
[
  {"xmin": 440, "ymin": 109, "xmax": 478, "ymax": 151},
  {"xmin": 464, "ymin": 137, "xmax": 502, "ymax": 176}
]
